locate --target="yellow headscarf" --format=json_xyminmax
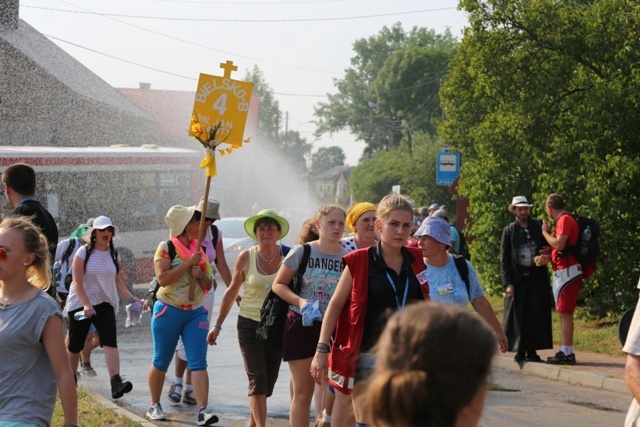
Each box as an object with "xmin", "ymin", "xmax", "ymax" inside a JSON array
[{"xmin": 346, "ymin": 202, "xmax": 377, "ymax": 232}]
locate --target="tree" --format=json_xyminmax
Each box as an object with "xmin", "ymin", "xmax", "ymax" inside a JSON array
[
  {"xmin": 310, "ymin": 146, "xmax": 346, "ymax": 176},
  {"xmin": 440, "ymin": 0, "xmax": 640, "ymax": 318},
  {"xmin": 244, "ymin": 66, "xmax": 281, "ymax": 143},
  {"xmin": 350, "ymin": 133, "xmax": 454, "ymax": 208},
  {"xmin": 314, "ymin": 23, "xmax": 457, "ymax": 157}
]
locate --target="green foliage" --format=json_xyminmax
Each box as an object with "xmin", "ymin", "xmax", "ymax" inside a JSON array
[
  {"xmin": 314, "ymin": 23, "xmax": 457, "ymax": 158},
  {"xmin": 244, "ymin": 66, "xmax": 281, "ymax": 143},
  {"xmin": 351, "ymin": 133, "xmax": 454, "ymax": 207},
  {"xmin": 440, "ymin": 0, "xmax": 640, "ymax": 318},
  {"xmin": 311, "ymin": 146, "xmax": 346, "ymax": 176}
]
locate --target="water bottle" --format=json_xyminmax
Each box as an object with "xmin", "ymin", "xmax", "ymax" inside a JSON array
[
  {"xmin": 580, "ymin": 226, "xmax": 592, "ymax": 257},
  {"xmin": 74, "ymin": 310, "xmax": 96, "ymax": 321}
]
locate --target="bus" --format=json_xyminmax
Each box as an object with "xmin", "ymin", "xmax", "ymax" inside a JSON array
[{"xmin": 0, "ymin": 145, "xmax": 203, "ymax": 288}]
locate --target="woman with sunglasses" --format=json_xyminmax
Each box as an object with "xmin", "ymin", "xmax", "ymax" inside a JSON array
[
  {"xmin": 146, "ymin": 205, "xmax": 218, "ymax": 426},
  {"xmin": 64, "ymin": 215, "xmax": 140, "ymax": 400},
  {"xmin": 167, "ymin": 197, "xmax": 235, "ymax": 405},
  {"xmin": 0, "ymin": 216, "xmax": 77, "ymax": 427}
]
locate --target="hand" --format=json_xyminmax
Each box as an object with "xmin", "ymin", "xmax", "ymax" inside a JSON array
[
  {"xmin": 542, "ymin": 220, "xmax": 549, "ymax": 233},
  {"xmin": 207, "ymin": 327, "xmax": 220, "ymax": 346},
  {"xmin": 82, "ymin": 305, "xmax": 95, "ymax": 318},
  {"xmin": 310, "ymin": 352, "xmax": 328, "ymax": 385},
  {"xmin": 539, "ymin": 246, "xmax": 552, "ymax": 255},
  {"xmin": 188, "ymin": 251, "xmax": 202, "ymax": 266},
  {"xmin": 191, "ymin": 265, "xmax": 203, "ymax": 279},
  {"xmin": 142, "ymin": 300, "xmax": 151, "ymax": 312},
  {"xmin": 505, "ymin": 285, "xmax": 514, "ymax": 297},
  {"xmin": 497, "ymin": 332, "xmax": 508, "ymax": 354}
]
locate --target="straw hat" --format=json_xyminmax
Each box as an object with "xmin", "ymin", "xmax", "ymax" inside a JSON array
[
  {"xmin": 508, "ymin": 196, "xmax": 533, "ymax": 213},
  {"xmin": 165, "ymin": 205, "xmax": 196, "ymax": 237}
]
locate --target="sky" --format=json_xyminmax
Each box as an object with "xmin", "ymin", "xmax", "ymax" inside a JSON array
[{"xmin": 19, "ymin": 0, "xmax": 468, "ymax": 165}]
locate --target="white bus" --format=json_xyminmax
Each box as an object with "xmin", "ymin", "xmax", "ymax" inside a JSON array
[{"xmin": 0, "ymin": 145, "xmax": 203, "ymax": 288}]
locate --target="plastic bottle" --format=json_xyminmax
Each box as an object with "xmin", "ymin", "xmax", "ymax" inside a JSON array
[
  {"xmin": 581, "ymin": 225, "xmax": 592, "ymax": 257},
  {"xmin": 74, "ymin": 310, "xmax": 96, "ymax": 321}
]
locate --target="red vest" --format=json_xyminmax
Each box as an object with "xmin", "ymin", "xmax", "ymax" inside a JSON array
[{"xmin": 327, "ymin": 246, "xmax": 428, "ymax": 394}]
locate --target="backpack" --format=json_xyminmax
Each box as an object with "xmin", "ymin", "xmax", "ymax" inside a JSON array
[
  {"xmin": 561, "ymin": 214, "xmax": 600, "ymax": 278},
  {"xmin": 53, "ymin": 238, "xmax": 79, "ymax": 291},
  {"xmin": 256, "ymin": 243, "xmax": 311, "ymax": 350},
  {"xmin": 147, "ymin": 240, "xmax": 176, "ymax": 308},
  {"xmin": 457, "ymin": 230, "xmax": 471, "ymax": 261},
  {"xmin": 452, "ymin": 254, "xmax": 471, "ymax": 297},
  {"xmin": 211, "ymin": 224, "xmax": 219, "ymax": 264}
]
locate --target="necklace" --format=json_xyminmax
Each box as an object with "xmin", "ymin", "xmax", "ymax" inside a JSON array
[
  {"xmin": 0, "ymin": 285, "xmax": 29, "ymax": 310},
  {"xmin": 257, "ymin": 246, "xmax": 279, "ymax": 264},
  {"xmin": 256, "ymin": 250, "xmax": 281, "ymax": 276}
]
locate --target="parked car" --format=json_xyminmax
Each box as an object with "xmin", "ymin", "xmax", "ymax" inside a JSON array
[{"xmin": 215, "ymin": 217, "xmax": 252, "ymax": 271}]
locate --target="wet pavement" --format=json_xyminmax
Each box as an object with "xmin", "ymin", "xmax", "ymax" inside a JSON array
[{"xmin": 80, "ymin": 285, "xmax": 631, "ymax": 426}]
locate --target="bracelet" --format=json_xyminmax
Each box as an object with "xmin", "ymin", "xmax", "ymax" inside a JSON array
[
  {"xmin": 316, "ymin": 343, "xmax": 331, "ymax": 353},
  {"xmin": 213, "ymin": 323, "xmax": 222, "ymax": 330}
]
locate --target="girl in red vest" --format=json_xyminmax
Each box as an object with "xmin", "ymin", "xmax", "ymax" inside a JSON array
[{"xmin": 311, "ymin": 194, "xmax": 430, "ymax": 427}]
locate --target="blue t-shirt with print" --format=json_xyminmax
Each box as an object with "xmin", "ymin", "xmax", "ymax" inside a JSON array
[{"xmin": 426, "ymin": 254, "xmax": 484, "ymax": 306}]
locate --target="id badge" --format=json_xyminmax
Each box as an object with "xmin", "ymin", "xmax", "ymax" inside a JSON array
[
  {"xmin": 437, "ymin": 283, "xmax": 454, "ymax": 296},
  {"xmin": 416, "ymin": 269, "xmax": 429, "ymax": 285}
]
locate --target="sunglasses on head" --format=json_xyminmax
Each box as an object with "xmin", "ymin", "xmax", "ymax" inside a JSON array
[
  {"xmin": 98, "ymin": 226, "xmax": 115, "ymax": 233},
  {"xmin": 0, "ymin": 247, "xmax": 25, "ymax": 261}
]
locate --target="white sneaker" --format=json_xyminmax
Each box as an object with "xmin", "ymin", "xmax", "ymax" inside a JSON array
[{"xmin": 146, "ymin": 403, "xmax": 167, "ymax": 420}]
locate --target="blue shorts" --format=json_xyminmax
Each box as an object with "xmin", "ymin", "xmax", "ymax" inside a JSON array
[{"xmin": 151, "ymin": 301, "xmax": 209, "ymax": 372}]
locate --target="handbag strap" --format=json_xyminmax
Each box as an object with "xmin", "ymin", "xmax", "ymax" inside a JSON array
[{"xmin": 290, "ymin": 243, "xmax": 311, "ymax": 294}]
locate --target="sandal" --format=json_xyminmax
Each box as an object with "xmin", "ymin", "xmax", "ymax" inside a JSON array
[
  {"xmin": 182, "ymin": 389, "xmax": 196, "ymax": 405},
  {"xmin": 168, "ymin": 382, "xmax": 182, "ymax": 403}
]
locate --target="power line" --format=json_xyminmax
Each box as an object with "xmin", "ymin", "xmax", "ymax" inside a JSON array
[
  {"xmin": 49, "ymin": 0, "xmax": 339, "ymax": 75},
  {"xmin": 43, "ymin": 34, "xmax": 329, "ymax": 97},
  {"xmin": 22, "ymin": 4, "xmax": 457, "ymax": 22}
]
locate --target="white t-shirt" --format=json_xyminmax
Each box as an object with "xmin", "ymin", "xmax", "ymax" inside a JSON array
[{"xmin": 63, "ymin": 246, "xmax": 120, "ymax": 315}]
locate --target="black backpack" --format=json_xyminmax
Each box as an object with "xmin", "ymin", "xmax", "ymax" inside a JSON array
[
  {"xmin": 560, "ymin": 214, "xmax": 600, "ymax": 274},
  {"xmin": 452, "ymin": 254, "xmax": 471, "ymax": 297},
  {"xmin": 147, "ymin": 240, "xmax": 177, "ymax": 308}
]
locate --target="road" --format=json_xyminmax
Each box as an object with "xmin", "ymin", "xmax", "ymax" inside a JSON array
[{"xmin": 80, "ymin": 285, "xmax": 630, "ymax": 426}]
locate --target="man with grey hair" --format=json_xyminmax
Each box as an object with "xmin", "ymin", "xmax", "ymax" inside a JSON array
[{"xmin": 500, "ymin": 196, "xmax": 553, "ymax": 363}]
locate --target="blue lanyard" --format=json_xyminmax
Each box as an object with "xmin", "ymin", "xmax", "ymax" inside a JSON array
[{"xmin": 384, "ymin": 270, "xmax": 409, "ymax": 310}]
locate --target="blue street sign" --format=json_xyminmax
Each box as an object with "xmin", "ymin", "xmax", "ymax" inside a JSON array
[{"xmin": 436, "ymin": 152, "xmax": 460, "ymax": 186}]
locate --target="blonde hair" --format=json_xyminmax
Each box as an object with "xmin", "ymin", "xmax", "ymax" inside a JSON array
[
  {"xmin": 368, "ymin": 302, "xmax": 495, "ymax": 427},
  {"xmin": 0, "ymin": 216, "xmax": 51, "ymax": 289},
  {"xmin": 315, "ymin": 204, "xmax": 346, "ymax": 222},
  {"xmin": 376, "ymin": 194, "xmax": 414, "ymax": 222}
]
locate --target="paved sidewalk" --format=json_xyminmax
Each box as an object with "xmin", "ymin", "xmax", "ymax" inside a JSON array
[{"xmin": 494, "ymin": 348, "xmax": 629, "ymax": 396}]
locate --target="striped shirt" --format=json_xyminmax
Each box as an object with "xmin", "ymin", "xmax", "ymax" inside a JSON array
[{"xmin": 63, "ymin": 245, "xmax": 120, "ymax": 315}]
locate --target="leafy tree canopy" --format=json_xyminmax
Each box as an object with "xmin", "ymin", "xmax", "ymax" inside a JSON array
[
  {"xmin": 440, "ymin": 0, "xmax": 640, "ymax": 318},
  {"xmin": 310, "ymin": 146, "xmax": 346, "ymax": 176},
  {"xmin": 314, "ymin": 23, "xmax": 457, "ymax": 158}
]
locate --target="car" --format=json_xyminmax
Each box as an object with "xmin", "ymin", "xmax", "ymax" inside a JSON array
[{"xmin": 215, "ymin": 217, "xmax": 252, "ymax": 271}]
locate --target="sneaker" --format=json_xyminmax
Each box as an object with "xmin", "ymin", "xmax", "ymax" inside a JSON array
[
  {"xmin": 146, "ymin": 403, "xmax": 167, "ymax": 421},
  {"xmin": 546, "ymin": 351, "xmax": 576, "ymax": 365},
  {"xmin": 197, "ymin": 409, "xmax": 219, "ymax": 426},
  {"xmin": 182, "ymin": 389, "xmax": 197, "ymax": 405},
  {"xmin": 81, "ymin": 363, "xmax": 97, "ymax": 377},
  {"xmin": 110, "ymin": 374, "xmax": 133, "ymax": 399},
  {"xmin": 168, "ymin": 382, "xmax": 183, "ymax": 403}
]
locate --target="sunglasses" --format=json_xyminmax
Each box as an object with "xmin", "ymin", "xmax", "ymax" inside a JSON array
[
  {"xmin": 98, "ymin": 226, "xmax": 115, "ymax": 233},
  {"xmin": 0, "ymin": 248, "xmax": 26, "ymax": 260}
]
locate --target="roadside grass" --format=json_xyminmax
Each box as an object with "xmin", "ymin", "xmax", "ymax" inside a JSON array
[
  {"xmin": 52, "ymin": 383, "xmax": 143, "ymax": 426},
  {"xmin": 485, "ymin": 293, "xmax": 625, "ymax": 357}
]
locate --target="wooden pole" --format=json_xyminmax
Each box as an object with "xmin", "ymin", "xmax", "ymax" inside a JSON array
[{"xmin": 189, "ymin": 174, "xmax": 212, "ymax": 300}]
